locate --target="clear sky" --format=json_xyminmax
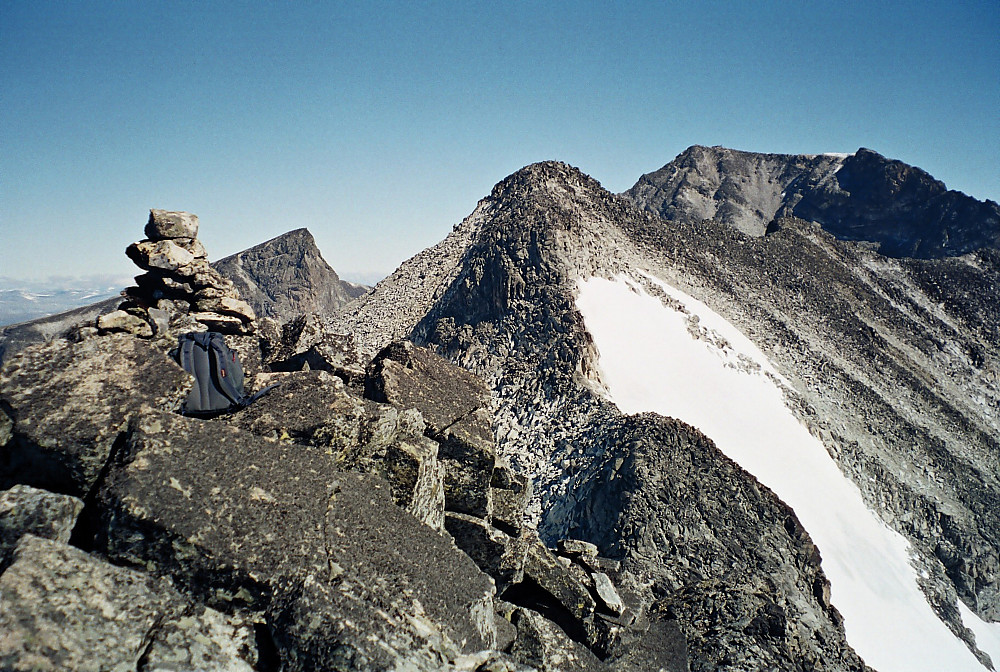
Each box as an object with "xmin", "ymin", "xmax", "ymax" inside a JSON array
[{"xmin": 2, "ymin": 1, "xmax": 998, "ymax": 284}]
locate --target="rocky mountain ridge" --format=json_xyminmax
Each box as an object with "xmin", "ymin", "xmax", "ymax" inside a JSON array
[
  {"xmin": 332, "ymin": 153, "xmax": 1000, "ymax": 670},
  {"xmin": 2, "ymin": 146, "xmax": 998, "ymax": 671}
]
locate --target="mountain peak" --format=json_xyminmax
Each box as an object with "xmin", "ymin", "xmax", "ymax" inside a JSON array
[
  {"xmin": 627, "ymin": 145, "xmax": 1000, "ymax": 257},
  {"xmin": 213, "ymin": 227, "xmax": 357, "ymax": 321}
]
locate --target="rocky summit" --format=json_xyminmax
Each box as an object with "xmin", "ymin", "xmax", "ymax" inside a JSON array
[
  {"xmin": 1, "ymin": 146, "xmax": 998, "ymax": 671},
  {"xmin": 213, "ymin": 228, "xmax": 367, "ymax": 323}
]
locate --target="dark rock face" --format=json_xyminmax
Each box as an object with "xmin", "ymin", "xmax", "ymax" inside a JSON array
[
  {"xmin": 793, "ymin": 148, "xmax": 1000, "ymax": 257},
  {"xmin": 0, "ymin": 333, "xmax": 191, "ymax": 497},
  {"xmin": 213, "ymin": 228, "xmax": 360, "ymax": 323},
  {"xmin": 366, "ymin": 340, "xmax": 497, "ymax": 518},
  {"xmin": 224, "ymin": 369, "xmax": 446, "ymax": 530},
  {"xmin": 86, "ymin": 409, "xmax": 497, "ymax": 670},
  {"xmin": 626, "ymin": 145, "xmax": 1000, "ymax": 258}
]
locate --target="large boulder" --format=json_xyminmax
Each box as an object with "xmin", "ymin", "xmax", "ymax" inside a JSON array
[
  {"xmin": 366, "ymin": 340, "xmax": 496, "ymax": 517},
  {"xmin": 0, "ymin": 534, "xmax": 258, "ymax": 672},
  {"xmin": 225, "ymin": 370, "xmax": 445, "ymax": 530},
  {"xmin": 263, "ymin": 313, "xmax": 366, "ymax": 387},
  {"xmin": 0, "ymin": 334, "xmax": 191, "ymax": 497},
  {"xmin": 88, "ymin": 410, "xmax": 497, "ymax": 671}
]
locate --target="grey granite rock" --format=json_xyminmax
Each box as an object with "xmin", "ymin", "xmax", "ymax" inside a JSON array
[
  {"xmin": 0, "ymin": 334, "xmax": 190, "ymax": 496},
  {"xmin": 0, "ymin": 485, "xmax": 83, "ymax": 562},
  {"xmin": 126, "ymin": 239, "xmax": 197, "ymax": 272},
  {"xmin": 0, "ymin": 535, "xmax": 258, "ymax": 672},
  {"xmin": 508, "ymin": 608, "xmax": 606, "ymax": 672},
  {"xmin": 366, "ymin": 340, "xmax": 496, "ymax": 517},
  {"xmin": 145, "ymin": 209, "xmax": 200, "ymax": 240},
  {"xmin": 225, "ymin": 370, "xmax": 445, "ymax": 530}
]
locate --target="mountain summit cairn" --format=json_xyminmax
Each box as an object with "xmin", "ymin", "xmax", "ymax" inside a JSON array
[{"xmin": 98, "ymin": 209, "xmax": 257, "ymax": 337}]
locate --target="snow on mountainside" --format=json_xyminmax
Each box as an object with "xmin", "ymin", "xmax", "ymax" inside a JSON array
[
  {"xmin": 576, "ymin": 272, "xmax": 1000, "ymax": 671},
  {"xmin": 334, "ymin": 154, "xmax": 1000, "ymax": 670},
  {"xmin": 0, "ymin": 281, "xmax": 128, "ymax": 327}
]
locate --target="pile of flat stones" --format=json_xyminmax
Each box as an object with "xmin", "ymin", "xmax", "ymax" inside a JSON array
[{"xmin": 98, "ymin": 210, "xmax": 256, "ymax": 336}]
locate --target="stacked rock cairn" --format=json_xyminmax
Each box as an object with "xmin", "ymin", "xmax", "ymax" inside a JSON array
[{"xmin": 97, "ymin": 210, "xmax": 256, "ymax": 337}]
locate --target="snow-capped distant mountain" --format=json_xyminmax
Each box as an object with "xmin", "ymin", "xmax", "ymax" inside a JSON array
[
  {"xmin": 332, "ymin": 152, "xmax": 1000, "ymax": 670},
  {"xmin": 0, "ymin": 278, "xmax": 130, "ymax": 327}
]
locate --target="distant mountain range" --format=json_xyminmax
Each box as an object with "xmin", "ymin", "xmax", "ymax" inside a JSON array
[{"xmin": 0, "ymin": 279, "xmax": 130, "ymax": 327}]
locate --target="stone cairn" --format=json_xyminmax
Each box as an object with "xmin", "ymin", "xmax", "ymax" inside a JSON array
[{"xmin": 97, "ymin": 210, "xmax": 256, "ymax": 337}]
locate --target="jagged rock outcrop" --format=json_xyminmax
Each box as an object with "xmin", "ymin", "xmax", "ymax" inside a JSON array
[
  {"xmin": 213, "ymin": 228, "xmax": 364, "ymax": 323},
  {"xmin": 334, "ymin": 156, "xmax": 1000, "ymax": 669},
  {"xmin": 224, "ymin": 369, "xmax": 446, "ymax": 530},
  {"xmin": 85, "ymin": 409, "xmax": 497, "ymax": 671},
  {"xmin": 366, "ymin": 340, "xmax": 496, "ymax": 517},
  {"xmin": 0, "ymin": 485, "xmax": 84, "ymax": 563},
  {"xmin": 626, "ymin": 145, "xmax": 1000, "ymax": 257},
  {"xmin": 262, "ymin": 313, "xmax": 366, "ymax": 386}
]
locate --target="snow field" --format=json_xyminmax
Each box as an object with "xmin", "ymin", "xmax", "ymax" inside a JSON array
[{"xmin": 575, "ymin": 273, "xmax": 999, "ymax": 672}]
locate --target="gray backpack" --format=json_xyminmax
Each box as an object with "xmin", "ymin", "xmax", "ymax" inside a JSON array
[{"xmin": 175, "ymin": 332, "xmax": 274, "ymax": 415}]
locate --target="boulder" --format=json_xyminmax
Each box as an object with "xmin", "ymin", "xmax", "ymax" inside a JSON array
[
  {"xmin": 193, "ymin": 296, "xmax": 257, "ymax": 322},
  {"xmin": 145, "ymin": 209, "xmax": 199, "ymax": 240},
  {"xmin": 0, "ymin": 535, "xmax": 258, "ymax": 672},
  {"xmin": 189, "ymin": 311, "xmax": 251, "ymax": 335},
  {"xmin": 0, "ymin": 485, "xmax": 84, "ymax": 563},
  {"xmin": 264, "ymin": 314, "xmax": 366, "ymax": 387},
  {"xmin": 0, "ymin": 334, "xmax": 190, "ymax": 496},
  {"xmin": 95, "ymin": 309, "xmax": 153, "ymax": 337},
  {"xmin": 366, "ymin": 340, "xmax": 496, "ymax": 517},
  {"xmin": 592, "ymin": 573, "xmax": 625, "ymax": 616},
  {"xmin": 491, "ymin": 464, "xmax": 533, "ymax": 535},
  {"xmin": 608, "ymin": 620, "xmax": 689, "ymax": 672},
  {"xmin": 126, "ymin": 239, "xmax": 196, "ymax": 272},
  {"xmin": 508, "ymin": 608, "xmax": 607, "ymax": 672},
  {"xmin": 445, "ymin": 512, "xmax": 530, "ymax": 592},
  {"xmin": 225, "ymin": 370, "xmax": 445, "ymax": 530},
  {"xmin": 522, "ymin": 542, "xmax": 597, "ymax": 626},
  {"xmin": 89, "ymin": 410, "xmax": 496, "ymax": 670}
]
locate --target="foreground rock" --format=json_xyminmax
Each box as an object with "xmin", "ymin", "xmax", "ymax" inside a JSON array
[
  {"xmin": 0, "ymin": 485, "xmax": 83, "ymax": 562},
  {"xmin": 0, "ymin": 334, "xmax": 190, "ymax": 497},
  {"xmin": 225, "ymin": 370, "xmax": 445, "ymax": 530},
  {"xmin": 87, "ymin": 410, "xmax": 497, "ymax": 671},
  {"xmin": 366, "ymin": 340, "xmax": 497, "ymax": 518},
  {"xmin": 0, "ymin": 535, "xmax": 259, "ymax": 672}
]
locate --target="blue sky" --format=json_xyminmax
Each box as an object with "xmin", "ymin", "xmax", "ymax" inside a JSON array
[{"xmin": 2, "ymin": 1, "xmax": 998, "ymax": 284}]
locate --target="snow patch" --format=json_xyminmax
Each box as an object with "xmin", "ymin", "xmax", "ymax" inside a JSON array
[
  {"xmin": 959, "ymin": 601, "xmax": 1000, "ymax": 669},
  {"xmin": 575, "ymin": 273, "xmax": 991, "ymax": 672}
]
